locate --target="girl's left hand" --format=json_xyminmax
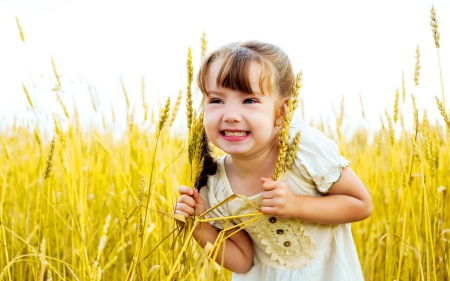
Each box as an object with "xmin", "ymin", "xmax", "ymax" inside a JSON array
[{"xmin": 260, "ymin": 177, "xmax": 297, "ymax": 218}]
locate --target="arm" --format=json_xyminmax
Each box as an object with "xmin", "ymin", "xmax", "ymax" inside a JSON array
[
  {"xmin": 260, "ymin": 167, "xmax": 372, "ymax": 224},
  {"xmin": 175, "ymin": 187, "xmax": 254, "ymax": 273}
]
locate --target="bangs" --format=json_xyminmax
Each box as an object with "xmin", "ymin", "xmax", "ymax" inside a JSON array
[{"xmin": 199, "ymin": 45, "xmax": 274, "ymax": 96}]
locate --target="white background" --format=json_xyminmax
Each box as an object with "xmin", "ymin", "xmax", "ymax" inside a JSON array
[{"xmin": 0, "ymin": 0, "xmax": 449, "ymax": 135}]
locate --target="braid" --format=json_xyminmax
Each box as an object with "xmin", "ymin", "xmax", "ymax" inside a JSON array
[{"xmin": 195, "ymin": 130, "xmax": 217, "ymax": 191}]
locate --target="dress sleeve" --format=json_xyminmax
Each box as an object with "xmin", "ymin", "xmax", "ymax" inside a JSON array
[
  {"xmin": 290, "ymin": 124, "xmax": 350, "ymax": 194},
  {"xmin": 198, "ymin": 172, "xmax": 235, "ymax": 230}
]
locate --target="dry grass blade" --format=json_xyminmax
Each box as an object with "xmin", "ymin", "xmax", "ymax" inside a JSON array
[{"xmin": 150, "ymin": 209, "xmax": 186, "ymax": 222}]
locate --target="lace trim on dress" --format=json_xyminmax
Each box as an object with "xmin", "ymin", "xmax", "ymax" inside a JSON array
[{"xmin": 252, "ymin": 198, "xmax": 317, "ymax": 269}]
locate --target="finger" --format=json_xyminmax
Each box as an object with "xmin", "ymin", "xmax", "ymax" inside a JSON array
[
  {"xmin": 192, "ymin": 188, "xmax": 206, "ymax": 213},
  {"xmin": 260, "ymin": 177, "xmax": 274, "ymax": 183},
  {"xmin": 261, "ymin": 190, "xmax": 274, "ymax": 199},
  {"xmin": 174, "ymin": 208, "xmax": 193, "ymax": 219},
  {"xmin": 177, "ymin": 194, "xmax": 196, "ymax": 207},
  {"xmin": 260, "ymin": 206, "xmax": 276, "ymax": 216},
  {"xmin": 179, "ymin": 186, "xmax": 194, "ymax": 196},
  {"xmin": 261, "ymin": 198, "xmax": 276, "ymax": 208},
  {"xmin": 175, "ymin": 203, "xmax": 195, "ymax": 216},
  {"xmin": 262, "ymin": 180, "xmax": 278, "ymax": 191},
  {"xmin": 192, "ymin": 188, "xmax": 203, "ymax": 201}
]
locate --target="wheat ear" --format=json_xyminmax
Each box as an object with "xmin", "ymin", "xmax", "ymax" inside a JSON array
[
  {"xmin": 200, "ymin": 31, "xmax": 208, "ymax": 59},
  {"xmin": 435, "ymin": 97, "xmax": 450, "ymax": 129},
  {"xmin": 16, "ymin": 16, "xmax": 25, "ymax": 42},
  {"xmin": 414, "ymin": 45, "xmax": 421, "ymax": 87},
  {"xmin": 170, "ymin": 89, "xmax": 183, "ymax": 127},
  {"xmin": 186, "ymin": 47, "xmax": 194, "ymax": 130},
  {"xmin": 274, "ymin": 71, "xmax": 302, "ymax": 179},
  {"xmin": 44, "ymin": 137, "xmax": 55, "ymax": 180},
  {"xmin": 430, "ymin": 6, "xmax": 440, "ymax": 49}
]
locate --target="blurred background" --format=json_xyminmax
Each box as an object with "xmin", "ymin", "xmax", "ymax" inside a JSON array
[{"xmin": 0, "ymin": 0, "xmax": 449, "ymax": 135}]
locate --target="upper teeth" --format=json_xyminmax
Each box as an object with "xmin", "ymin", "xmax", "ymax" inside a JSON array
[{"xmin": 224, "ymin": 131, "xmax": 247, "ymax": 137}]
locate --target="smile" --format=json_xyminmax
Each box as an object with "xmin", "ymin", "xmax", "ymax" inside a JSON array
[{"xmin": 222, "ymin": 131, "xmax": 249, "ymax": 137}]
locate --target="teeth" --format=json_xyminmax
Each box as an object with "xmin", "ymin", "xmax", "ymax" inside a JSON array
[{"xmin": 224, "ymin": 131, "xmax": 247, "ymax": 137}]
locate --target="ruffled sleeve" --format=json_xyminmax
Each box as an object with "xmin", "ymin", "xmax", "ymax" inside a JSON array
[
  {"xmin": 198, "ymin": 159, "xmax": 235, "ymax": 230},
  {"xmin": 290, "ymin": 124, "xmax": 349, "ymax": 194}
]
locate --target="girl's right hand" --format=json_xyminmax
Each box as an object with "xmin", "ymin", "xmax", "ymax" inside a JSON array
[{"xmin": 175, "ymin": 186, "xmax": 206, "ymax": 220}]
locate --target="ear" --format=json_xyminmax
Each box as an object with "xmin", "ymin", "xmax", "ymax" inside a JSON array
[{"xmin": 274, "ymin": 98, "xmax": 289, "ymax": 127}]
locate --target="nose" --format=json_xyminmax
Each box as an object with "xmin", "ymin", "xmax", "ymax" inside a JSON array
[{"xmin": 222, "ymin": 107, "xmax": 242, "ymax": 122}]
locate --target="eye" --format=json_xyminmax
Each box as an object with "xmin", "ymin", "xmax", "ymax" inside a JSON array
[
  {"xmin": 209, "ymin": 98, "xmax": 223, "ymax": 104},
  {"xmin": 243, "ymin": 98, "xmax": 258, "ymax": 104}
]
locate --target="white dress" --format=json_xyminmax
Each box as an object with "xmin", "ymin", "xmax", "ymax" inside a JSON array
[{"xmin": 199, "ymin": 123, "xmax": 365, "ymax": 281}]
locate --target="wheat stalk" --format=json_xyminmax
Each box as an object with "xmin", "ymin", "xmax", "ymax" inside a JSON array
[
  {"xmin": 409, "ymin": 133, "xmax": 421, "ymax": 165},
  {"xmin": 51, "ymin": 57, "xmax": 61, "ymax": 88},
  {"xmin": 394, "ymin": 89, "xmax": 399, "ymax": 124},
  {"xmin": 359, "ymin": 92, "xmax": 365, "ymax": 119},
  {"xmin": 170, "ymin": 89, "xmax": 183, "ymax": 127},
  {"xmin": 83, "ymin": 89, "xmax": 95, "ymax": 120},
  {"xmin": 186, "ymin": 47, "xmax": 194, "ymax": 130},
  {"xmin": 385, "ymin": 109, "xmax": 395, "ymax": 147},
  {"xmin": 15, "ymin": 16, "xmax": 25, "ymax": 42},
  {"xmin": 430, "ymin": 6, "xmax": 440, "ymax": 49},
  {"xmin": 435, "ymin": 97, "xmax": 450, "ymax": 129},
  {"xmin": 22, "ymin": 83, "xmax": 34, "ymax": 110},
  {"xmin": 402, "ymin": 71, "xmax": 406, "ymax": 103},
  {"xmin": 44, "ymin": 138, "xmax": 55, "ymax": 180},
  {"xmin": 142, "ymin": 77, "xmax": 148, "ymax": 121},
  {"xmin": 411, "ymin": 94, "xmax": 419, "ymax": 134},
  {"xmin": 414, "ymin": 45, "xmax": 421, "ymax": 87},
  {"xmin": 158, "ymin": 97, "xmax": 171, "ymax": 133},
  {"xmin": 430, "ymin": 5, "xmax": 446, "ymax": 119},
  {"xmin": 200, "ymin": 31, "xmax": 208, "ymax": 59},
  {"xmin": 274, "ymin": 71, "xmax": 302, "ymax": 179},
  {"xmin": 37, "ymin": 260, "xmax": 47, "ymax": 281},
  {"xmin": 56, "ymin": 93, "xmax": 70, "ymax": 119},
  {"xmin": 121, "ymin": 78, "xmax": 130, "ymax": 109},
  {"xmin": 284, "ymin": 131, "xmax": 301, "ymax": 170},
  {"xmin": 2, "ymin": 140, "xmax": 10, "ymax": 160}
]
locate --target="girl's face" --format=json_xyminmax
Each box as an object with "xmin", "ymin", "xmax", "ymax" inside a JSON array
[{"xmin": 204, "ymin": 59, "xmax": 283, "ymax": 159}]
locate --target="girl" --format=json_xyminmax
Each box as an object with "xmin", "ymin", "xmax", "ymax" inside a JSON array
[{"xmin": 175, "ymin": 41, "xmax": 372, "ymax": 280}]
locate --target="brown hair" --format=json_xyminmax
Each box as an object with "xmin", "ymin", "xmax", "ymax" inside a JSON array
[
  {"xmin": 197, "ymin": 41, "xmax": 295, "ymax": 107},
  {"xmin": 195, "ymin": 41, "xmax": 295, "ymax": 190}
]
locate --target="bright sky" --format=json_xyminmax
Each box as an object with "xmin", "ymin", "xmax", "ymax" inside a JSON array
[{"xmin": 0, "ymin": 0, "xmax": 449, "ymax": 134}]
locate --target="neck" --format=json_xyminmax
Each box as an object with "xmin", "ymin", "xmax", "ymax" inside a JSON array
[{"xmin": 226, "ymin": 140, "xmax": 279, "ymax": 179}]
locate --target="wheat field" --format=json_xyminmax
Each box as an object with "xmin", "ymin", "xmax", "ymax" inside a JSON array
[{"xmin": 1, "ymin": 8, "xmax": 449, "ymax": 281}]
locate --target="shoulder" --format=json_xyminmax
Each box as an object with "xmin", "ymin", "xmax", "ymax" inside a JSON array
[{"xmin": 289, "ymin": 123, "xmax": 349, "ymax": 194}]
